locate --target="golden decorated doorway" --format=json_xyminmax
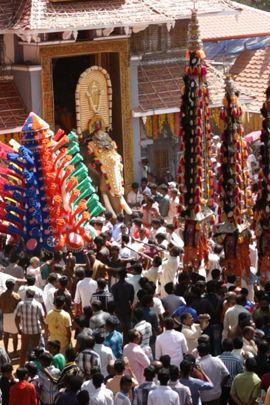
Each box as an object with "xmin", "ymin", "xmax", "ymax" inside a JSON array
[{"xmin": 39, "ymin": 39, "xmax": 134, "ymax": 188}]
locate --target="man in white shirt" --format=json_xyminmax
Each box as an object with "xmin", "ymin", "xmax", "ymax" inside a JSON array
[
  {"xmin": 112, "ymin": 214, "xmax": 126, "ymax": 242},
  {"xmin": 223, "ymin": 294, "xmax": 249, "ymax": 338},
  {"xmin": 74, "ymin": 268, "xmax": 97, "ymax": 313},
  {"xmin": 159, "ymin": 247, "xmax": 181, "ymax": 297},
  {"xmin": 140, "ymin": 178, "xmax": 151, "ymax": 197},
  {"xmin": 102, "ymin": 211, "xmax": 114, "ymax": 233},
  {"xmin": 93, "ymin": 333, "xmax": 115, "ymax": 377},
  {"xmin": 198, "ymin": 343, "xmax": 229, "ymax": 404},
  {"xmin": 148, "ymin": 368, "xmax": 180, "ymax": 405},
  {"xmin": 207, "ymin": 246, "xmax": 222, "ymax": 273},
  {"xmin": 166, "ymin": 188, "xmax": 179, "ymax": 225},
  {"xmin": 181, "ymin": 312, "xmax": 204, "ymax": 354},
  {"xmin": 127, "ymin": 182, "xmax": 143, "ymax": 208},
  {"xmin": 18, "ymin": 275, "xmax": 44, "ymax": 305},
  {"xmin": 143, "ymin": 256, "xmax": 162, "ymax": 287},
  {"xmin": 165, "ymin": 225, "xmax": 184, "ymax": 249},
  {"xmin": 81, "ymin": 367, "xmax": 101, "ymax": 397},
  {"xmin": 26, "ymin": 257, "xmax": 43, "ymax": 288},
  {"xmin": 126, "ymin": 263, "xmax": 142, "ymax": 301},
  {"xmin": 150, "ymin": 219, "xmax": 166, "ymax": 240},
  {"xmin": 91, "ymin": 372, "xmax": 114, "ymax": 405},
  {"xmin": 43, "ymin": 273, "xmax": 59, "ymax": 313},
  {"xmin": 155, "ymin": 317, "xmax": 188, "ymax": 367},
  {"xmin": 153, "ymin": 296, "xmax": 165, "ymax": 322},
  {"xmin": 120, "ymin": 235, "xmax": 139, "ymax": 261}
]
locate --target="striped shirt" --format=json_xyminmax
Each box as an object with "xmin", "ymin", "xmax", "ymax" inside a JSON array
[
  {"xmin": 76, "ymin": 348, "xmax": 100, "ymax": 378},
  {"xmin": 15, "ymin": 297, "xmax": 44, "ymax": 334},
  {"xmin": 134, "ymin": 320, "xmax": 152, "ymax": 348},
  {"xmin": 168, "ymin": 380, "xmax": 192, "ymax": 405},
  {"xmin": 218, "ymin": 351, "xmax": 244, "ymax": 387},
  {"xmin": 37, "ymin": 365, "xmax": 61, "ymax": 405}
]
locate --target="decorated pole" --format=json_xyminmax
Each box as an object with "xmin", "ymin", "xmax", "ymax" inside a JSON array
[
  {"xmin": 216, "ymin": 77, "xmax": 252, "ymax": 285},
  {"xmin": 178, "ymin": 8, "xmax": 214, "ymax": 272},
  {"xmin": 254, "ymin": 80, "xmax": 270, "ymax": 283}
]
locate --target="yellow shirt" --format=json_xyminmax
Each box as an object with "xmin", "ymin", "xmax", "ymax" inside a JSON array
[{"xmin": 45, "ymin": 309, "xmax": 72, "ymax": 348}]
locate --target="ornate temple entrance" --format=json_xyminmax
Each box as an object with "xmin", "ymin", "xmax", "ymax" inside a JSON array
[
  {"xmin": 39, "ymin": 39, "xmax": 134, "ymax": 188},
  {"xmin": 141, "ymin": 115, "xmax": 179, "ymax": 182}
]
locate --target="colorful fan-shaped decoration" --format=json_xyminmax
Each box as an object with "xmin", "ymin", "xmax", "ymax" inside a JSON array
[{"xmin": 0, "ymin": 112, "xmax": 104, "ymax": 252}]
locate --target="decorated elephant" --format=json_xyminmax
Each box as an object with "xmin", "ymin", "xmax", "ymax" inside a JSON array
[{"xmin": 87, "ymin": 129, "xmax": 132, "ymax": 217}]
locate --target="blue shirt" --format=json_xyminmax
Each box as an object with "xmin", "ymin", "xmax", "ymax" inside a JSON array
[
  {"xmin": 219, "ymin": 351, "xmax": 244, "ymax": 386},
  {"xmin": 180, "ymin": 377, "xmax": 213, "ymax": 405},
  {"xmin": 104, "ymin": 330, "xmax": 123, "ymax": 358},
  {"xmin": 133, "ymin": 381, "xmax": 157, "ymax": 405},
  {"xmin": 172, "ymin": 305, "xmax": 198, "ymax": 322}
]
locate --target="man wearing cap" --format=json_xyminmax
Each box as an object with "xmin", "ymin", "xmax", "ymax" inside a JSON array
[
  {"xmin": 15, "ymin": 287, "xmax": 45, "ymax": 366},
  {"xmin": 0, "ymin": 279, "xmax": 20, "ymax": 354}
]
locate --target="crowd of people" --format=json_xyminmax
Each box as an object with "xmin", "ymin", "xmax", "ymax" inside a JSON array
[{"xmin": 0, "ymin": 174, "xmax": 268, "ymax": 405}]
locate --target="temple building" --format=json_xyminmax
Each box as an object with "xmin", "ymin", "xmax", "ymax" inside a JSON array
[{"xmin": 0, "ymin": 0, "xmax": 270, "ymax": 185}]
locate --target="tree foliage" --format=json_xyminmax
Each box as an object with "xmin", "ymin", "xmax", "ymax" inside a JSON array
[{"xmin": 235, "ymin": 0, "xmax": 270, "ymax": 11}]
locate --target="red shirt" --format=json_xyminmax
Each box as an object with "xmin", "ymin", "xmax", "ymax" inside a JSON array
[{"xmin": 9, "ymin": 381, "xmax": 37, "ymax": 405}]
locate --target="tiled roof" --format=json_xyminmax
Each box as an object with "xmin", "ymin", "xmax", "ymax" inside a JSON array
[
  {"xmin": 199, "ymin": 3, "xmax": 270, "ymax": 41},
  {"xmin": 0, "ymin": 0, "xmax": 25, "ymax": 30},
  {"xmin": 230, "ymin": 47, "xmax": 270, "ymax": 113},
  {"xmin": 136, "ymin": 60, "xmax": 233, "ymax": 115},
  {"xmin": 1, "ymin": 0, "xmax": 268, "ymax": 42},
  {"xmin": 8, "ymin": 0, "xmax": 238, "ymax": 32},
  {"xmin": 0, "ymin": 80, "xmax": 27, "ymax": 132}
]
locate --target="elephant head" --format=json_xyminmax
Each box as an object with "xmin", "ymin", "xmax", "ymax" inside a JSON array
[{"xmin": 87, "ymin": 130, "xmax": 132, "ymax": 217}]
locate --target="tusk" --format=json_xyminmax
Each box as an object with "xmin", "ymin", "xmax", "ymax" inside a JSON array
[
  {"xmin": 102, "ymin": 193, "xmax": 117, "ymax": 218},
  {"xmin": 120, "ymin": 196, "xmax": 132, "ymax": 215}
]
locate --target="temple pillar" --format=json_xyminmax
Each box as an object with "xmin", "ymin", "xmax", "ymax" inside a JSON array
[
  {"xmin": 12, "ymin": 65, "xmax": 42, "ymax": 116},
  {"xmin": 130, "ymin": 55, "xmax": 142, "ymax": 182}
]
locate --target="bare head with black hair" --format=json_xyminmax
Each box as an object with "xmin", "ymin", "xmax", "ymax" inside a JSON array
[
  {"xmin": 16, "ymin": 367, "xmax": 29, "ymax": 381},
  {"xmin": 5, "ymin": 279, "xmax": 15, "ymax": 291},
  {"xmin": 120, "ymin": 374, "xmax": 133, "ymax": 394},
  {"xmin": 157, "ymin": 368, "xmax": 170, "ymax": 386}
]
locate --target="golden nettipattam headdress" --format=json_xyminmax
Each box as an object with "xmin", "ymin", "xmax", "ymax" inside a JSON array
[{"xmin": 75, "ymin": 66, "xmax": 112, "ymax": 137}]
